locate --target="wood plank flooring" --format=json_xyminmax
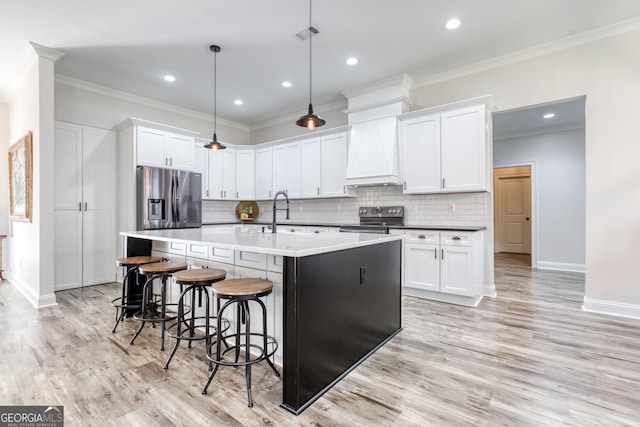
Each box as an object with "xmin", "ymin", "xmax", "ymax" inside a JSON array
[{"xmin": 1, "ymin": 258, "xmax": 640, "ymax": 426}]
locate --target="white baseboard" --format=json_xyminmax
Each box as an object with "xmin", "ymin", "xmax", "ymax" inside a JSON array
[
  {"xmin": 403, "ymin": 287, "xmax": 483, "ymax": 307},
  {"xmin": 54, "ymin": 283, "xmax": 83, "ymax": 292},
  {"xmin": 483, "ymin": 283, "xmax": 497, "ymax": 298},
  {"xmin": 582, "ymin": 298, "xmax": 640, "ymax": 320},
  {"xmin": 537, "ymin": 261, "xmax": 585, "ymax": 273},
  {"xmin": 6, "ymin": 276, "xmax": 58, "ymax": 309}
]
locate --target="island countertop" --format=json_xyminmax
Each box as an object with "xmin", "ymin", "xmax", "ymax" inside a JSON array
[{"xmin": 120, "ymin": 227, "xmax": 403, "ymax": 257}]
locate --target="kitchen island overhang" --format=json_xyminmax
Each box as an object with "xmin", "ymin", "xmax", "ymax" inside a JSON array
[{"xmin": 120, "ymin": 227, "xmax": 403, "ymax": 414}]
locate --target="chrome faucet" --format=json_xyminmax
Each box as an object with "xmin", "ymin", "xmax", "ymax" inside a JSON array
[{"xmin": 272, "ymin": 190, "xmax": 290, "ymax": 233}]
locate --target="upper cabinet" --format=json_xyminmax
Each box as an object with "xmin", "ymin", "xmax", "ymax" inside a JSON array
[
  {"xmin": 255, "ymin": 147, "xmax": 273, "ymax": 199},
  {"xmin": 399, "ymin": 103, "xmax": 488, "ymax": 194},
  {"xmin": 137, "ymin": 126, "xmax": 194, "ymax": 170},
  {"xmin": 208, "ymin": 149, "xmax": 236, "ymax": 200},
  {"xmin": 321, "ymin": 132, "xmax": 354, "ymax": 197},
  {"xmin": 235, "ymin": 149, "xmax": 255, "ymax": 200},
  {"xmin": 300, "ymin": 137, "xmax": 321, "ymax": 198},
  {"xmin": 193, "ymin": 139, "xmax": 210, "ymax": 199}
]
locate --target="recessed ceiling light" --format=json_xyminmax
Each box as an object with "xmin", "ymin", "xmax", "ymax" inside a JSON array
[
  {"xmin": 445, "ymin": 18, "xmax": 461, "ymax": 30},
  {"xmin": 282, "ymin": 81, "xmax": 292, "ymax": 88},
  {"xmin": 346, "ymin": 57, "xmax": 358, "ymax": 65},
  {"xmin": 234, "ymin": 99, "xmax": 243, "ymax": 106},
  {"xmin": 163, "ymin": 75, "xmax": 176, "ymax": 82},
  {"xmin": 543, "ymin": 113, "xmax": 555, "ymax": 119}
]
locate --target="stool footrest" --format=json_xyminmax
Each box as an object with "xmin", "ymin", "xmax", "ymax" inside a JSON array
[
  {"xmin": 165, "ymin": 317, "xmax": 230, "ymax": 341},
  {"xmin": 205, "ymin": 333, "xmax": 278, "ymax": 367}
]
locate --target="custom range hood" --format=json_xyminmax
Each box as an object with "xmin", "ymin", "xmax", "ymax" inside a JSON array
[{"xmin": 343, "ymin": 74, "xmax": 412, "ymax": 186}]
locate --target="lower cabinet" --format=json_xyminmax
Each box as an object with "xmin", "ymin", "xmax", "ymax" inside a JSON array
[{"xmin": 402, "ymin": 229, "xmax": 484, "ymax": 305}]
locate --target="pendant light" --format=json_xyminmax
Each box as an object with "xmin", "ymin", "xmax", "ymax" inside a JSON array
[
  {"xmin": 296, "ymin": 0, "xmax": 325, "ymax": 129},
  {"xmin": 204, "ymin": 44, "xmax": 227, "ymax": 150}
]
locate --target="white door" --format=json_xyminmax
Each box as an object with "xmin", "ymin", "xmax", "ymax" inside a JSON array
[
  {"xmin": 222, "ymin": 149, "xmax": 236, "ymax": 199},
  {"xmin": 193, "ymin": 140, "xmax": 209, "ymax": 199},
  {"xmin": 208, "ymin": 150, "xmax": 224, "ymax": 199},
  {"xmin": 494, "ymin": 166, "xmax": 532, "ymax": 254},
  {"xmin": 405, "ymin": 242, "xmax": 440, "ymax": 292},
  {"xmin": 272, "ymin": 145, "xmax": 287, "ymax": 195},
  {"xmin": 440, "ymin": 105, "xmax": 486, "ymax": 192},
  {"xmin": 235, "ymin": 150, "xmax": 255, "ymax": 200},
  {"xmin": 137, "ymin": 127, "xmax": 167, "ymax": 168},
  {"xmin": 81, "ymin": 127, "xmax": 117, "ymax": 286},
  {"xmin": 321, "ymin": 133, "xmax": 348, "ymax": 197},
  {"xmin": 440, "ymin": 245, "xmax": 475, "ymax": 296},
  {"xmin": 300, "ymin": 138, "xmax": 321, "ymax": 197},
  {"xmin": 285, "ymin": 142, "xmax": 301, "ymax": 198},
  {"xmin": 400, "ymin": 114, "xmax": 441, "ymax": 194},
  {"xmin": 165, "ymin": 133, "xmax": 194, "ymax": 170},
  {"xmin": 54, "ymin": 123, "xmax": 83, "ymax": 290},
  {"xmin": 255, "ymin": 147, "xmax": 273, "ymax": 199}
]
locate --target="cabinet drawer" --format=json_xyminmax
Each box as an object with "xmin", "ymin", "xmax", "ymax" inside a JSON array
[
  {"xmin": 267, "ymin": 255, "xmax": 283, "ymax": 272},
  {"xmin": 210, "ymin": 247, "xmax": 234, "ymax": 264},
  {"xmin": 235, "ymin": 250, "xmax": 267, "ymax": 270},
  {"xmin": 167, "ymin": 241, "xmax": 187, "ymax": 255},
  {"xmin": 405, "ymin": 230, "xmax": 439, "ymax": 244},
  {"xmin": 152, "ymin": 240, "xmax": 169, "ymax": 252},
  {"xmin": 186, "ymin": 243, "xmax": 208, "ymax": 260},
  {"xmin": 442, "ymin": 232, "xmax": 475, "ymax": 246}
]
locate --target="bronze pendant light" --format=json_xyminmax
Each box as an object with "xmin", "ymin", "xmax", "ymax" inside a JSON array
[
  {"xmin": 296, "ymin": 0, "xmax": 325, "ymax": 129},
  {"xmin": 204, "ymin": 44, "xmax": 227, "ymax": 150}
]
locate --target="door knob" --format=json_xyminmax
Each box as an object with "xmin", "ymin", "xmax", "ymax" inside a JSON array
[{"xmin": 526, "ymin": 217, "xmax": 530, "ymax": 221}]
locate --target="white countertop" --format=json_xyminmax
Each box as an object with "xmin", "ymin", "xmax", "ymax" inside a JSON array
[{"xmin": 120, "ymin": 226, "xmax": 403, "ymax": 257}]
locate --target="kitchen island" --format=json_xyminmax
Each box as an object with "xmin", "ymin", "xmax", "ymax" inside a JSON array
[{"xmin": 121, "ymin": 226, "xmax": 403, "ymax": 415}]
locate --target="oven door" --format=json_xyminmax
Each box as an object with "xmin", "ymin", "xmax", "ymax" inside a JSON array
[{"xmin": 339, "ymin": 225, "xmax": 389, "ymax": 234}]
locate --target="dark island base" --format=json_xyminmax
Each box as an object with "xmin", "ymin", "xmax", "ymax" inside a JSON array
[{"xmin": 281, "ymin": 240, "xmax": 402, "ymax": 415}]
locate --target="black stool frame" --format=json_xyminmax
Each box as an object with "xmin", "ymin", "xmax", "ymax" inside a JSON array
[{"xmin": 111, "ymin": 263, "xmax": 144, "ymax": 333}]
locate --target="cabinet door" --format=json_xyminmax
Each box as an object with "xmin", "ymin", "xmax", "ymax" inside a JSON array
[
  {"xmin": 405, "ymin": 242, "xmax": 440, "ymax": 292},
  {"xmin": 137, "ymin": 127, "xmax": 167, "ymax": 168},
  {"xmin": 194, "ymin": 141, "xmax": 209, "ymax": 199},
  {"xmin": 81, "ymin": 127, "xmax": 117, "ymax": 286},
  {"xmin": 285, "ymin": 142, "xmax": 301, "ymax": 198},
  {"xmin": 321, "ymin": 133, "xmax": 348, "ymax": 197},
  {"xmin": 255, "ymin": 147, "xmax": 273, "ymax": 199},
  {"xmin": 272, "ymin": 145, "xmax": 287, "ymax": 195},
  {"xmin": 236, "ymin": 150, "xmax": 255, "ymax": 200},
  {"xmin": 300, "ymin": 138, "xmax": 321, "ymax": 197},
  {"xmin": 165, "ymin": 133, "xmax": 194, "ymax": 171},
  {"xmin": 222, "ymin": 149, "xmax": 236, "ymax": 199},
  {"xmin": 440, "ymin": 245, "xmax": 476, "ymax": 296},
  {"xmin": 208, "ymin": 150, "xmax": 223, "ymax": 199},
  {"xmin": 400, "ymin": 114, "xmax": 441, "ymax": 194},
  {"xmin": 346, "ymin": 117, "xmax": 399, "ymax": 182},
  {"xmin": 440, "ymin": 105, "xmax": 486, "ymax": 192}
]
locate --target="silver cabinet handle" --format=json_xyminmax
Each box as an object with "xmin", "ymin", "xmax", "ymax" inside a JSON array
[
  {"xmin": 343, "ymin": 185, "xmax": 346, "ymax": 194},
  {"xmin": 442, "ymin": 178, "xmax": 446, "ymax": 189},
  {"xmin": 84, "ymin": 202, "xmax": 88, "ymax": 211},
  {"xmin": 165, "ymin": 157, "xmax": 168, "ymax": 165},
  {"xmin": 206, "ymin": 190, "xmax": 209, "ymax": 197},
  {"xmin": 418, "ymin": 235, "xmax": 426, "ymax": 239},
  {"xmin": 236, "ymin": 191, "xmax": 238, "ymax": 199},
  {"xmin": 269, "ymin": 190, "xmax": 272, "ymax": 197},
  {"xmin": 434, "ymin": 248, "xmax": 437, "ymax": 259},
  {"xmin": 452, "ymin": 236, "xmax": 461, "ymax": 241},
  {"xmin": 170, "ymin": 157, "xmax": 173, "ymax": 166},
  {"xmin": 403, "ymin": 181, "xmax": 407, "ymax": 190},
  {"xmin": 317, "ymin": 187, "xmax": 320, "ymax": 195},
  {"xmin": 220, "ymin": 191, "xmax": 223, "ymax": 198},
  {"xmin": 78, "ymin": 202, "xmax": 82, "ymax": 211},
  {"xmin": 441, "ymin": 249, "xmax": 444, "ymax": 259}
]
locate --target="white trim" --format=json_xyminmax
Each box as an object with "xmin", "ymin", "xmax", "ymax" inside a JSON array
[
  {"xmin": 54, "ymin": 283, "xmax": 82, "ymax": 292},
  {"xmin": 412, "ymin": 16, "xmax": 640, "ymax": 89},
  {"xmin": 493, "ymin": 123, "xmax": 585, "ymax": 141},
  {"xmin": 30, "ymin": 42, "xmax": 65, "ymax": 62},
  {"xmin": 341, "ymin": 73, "xmax": 413, "ymax": 99},
  {"xmin": 403, "ymin": 287, "xmax": 483, "ymax": 307},
  {"xmin": 537, "ymin": 261, "xmax": 585, "ymax": 273},
  {"xmin": 37, "ymin": 294, "xmax": 58, "ymax": 308},
  {"xmin": 6, "ymin": 276, "xmax": 58, "ymax": 309},
  {"xmin": 55, "ymin": 75, "xmax": 249, "ymax": 132},
  {"xmin": 483, "ymin": 283, "xmax": 497, "ymax": 298},
  {"xmin": 582, "ymin": 298, "xmax": 640, "ymax": 320}
]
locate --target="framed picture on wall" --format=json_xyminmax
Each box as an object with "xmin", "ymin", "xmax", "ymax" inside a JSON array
[{"xmin": 8, "ymin": 131, "xmax": 33, "ymax": 222}]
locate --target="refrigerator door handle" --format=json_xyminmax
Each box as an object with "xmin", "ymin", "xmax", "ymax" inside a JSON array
[{"xmin": 175, "ymin": 172, "xmax": 180, "ymax": 223}]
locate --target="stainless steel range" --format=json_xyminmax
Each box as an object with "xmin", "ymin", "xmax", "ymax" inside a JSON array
[{"xmin": 339, "ymin": 206, "xmax": 404, "ymax": 234}]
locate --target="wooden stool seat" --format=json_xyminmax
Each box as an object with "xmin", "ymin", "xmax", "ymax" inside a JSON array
[
  {"xmin": 173, "ymin": 268, "xmax": 227, "ymax": 283},
  {"xmin": 212, "ymin": 278, "xmax": 273, "ymax": 298},
  {"xmin": 116, "ymin": 255, "xmax": 161, "ymax": 267},
  {"xmin": 139, "ymin": 261, "xmax": 187, "ymax": 275}
]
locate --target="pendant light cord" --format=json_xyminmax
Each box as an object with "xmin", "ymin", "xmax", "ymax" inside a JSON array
[
  {"xmin": 308, "ymin": 0, "xmax": 312, "ymax": 105},
  {"xmin": 213, "ymin": 48, "xmax": 217, "ymax": 136}
]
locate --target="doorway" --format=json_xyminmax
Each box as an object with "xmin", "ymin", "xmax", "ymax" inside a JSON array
[{"xmin": 494, "ymin": 166, "xmax": 531, "ymax": 267}]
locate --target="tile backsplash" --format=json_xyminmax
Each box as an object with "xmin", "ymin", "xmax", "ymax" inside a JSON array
[{"xmin": 203, "ymin": 185, "xmax": 487, "ymax": 226}]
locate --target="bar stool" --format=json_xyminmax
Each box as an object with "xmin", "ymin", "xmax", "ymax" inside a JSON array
[
  {"xmin": 111, "ymin": 255, "xmax": 161, "ymax": 333},
  {"xmin": 164, "ymin": 268, "xmax": 230, "ymax": 370},
  {"xmin": 202, "ymin": 278, "xmax": 280, "ymax": 407},
  {"xmin": 129, "ymin": 260, "xmax": 188, "ymax": 351}
]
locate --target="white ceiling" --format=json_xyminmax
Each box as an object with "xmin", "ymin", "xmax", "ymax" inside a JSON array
[{"xmin": 1, "ymin": 1, "xmax": 639, "ymax": 126}]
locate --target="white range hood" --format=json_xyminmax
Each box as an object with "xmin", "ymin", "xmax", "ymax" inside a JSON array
[{"xmin": 343, "ymin": 75, "xmax": 412, "ymax": 186}]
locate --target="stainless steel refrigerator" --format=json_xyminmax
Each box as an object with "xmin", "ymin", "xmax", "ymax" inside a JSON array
[{"xmin": 136, "ymin": 166, "xmax": 202, "ymax": 230}]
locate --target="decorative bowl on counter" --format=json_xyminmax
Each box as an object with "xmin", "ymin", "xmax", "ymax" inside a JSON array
[{"xmin": 235, "ymin": 201, "xmax": 259, "ymax": 221}]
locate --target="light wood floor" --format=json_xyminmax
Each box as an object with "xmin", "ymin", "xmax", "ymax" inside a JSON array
[{"xmin": 2, "ymin": 260, "xmax": 640, "ymax": 426}]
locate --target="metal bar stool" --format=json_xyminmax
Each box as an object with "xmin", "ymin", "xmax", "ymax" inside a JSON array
[
  {"xmin": 164, "ymin": 268, "xmax": 230, "ymax": 370},
  {"xmin": 112, "ymin": 255, "xmax": 161, "ymax": 333},
  {"xmin": 202, "ymin": 278, "xmax": 280, "ymax": 407},
  {"xmin": 129, "ymin": 260, "xmax": 188, "ymax": 351}
]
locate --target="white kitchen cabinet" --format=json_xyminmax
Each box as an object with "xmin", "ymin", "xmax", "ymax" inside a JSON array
[
  {"xmin": 399, "ymin": 104, "xmax": 487, "ymax": 194},
  {"xmin": 209, "ymin": 149, "xmax": 236, "ymax": 199},
  {"xmin": 235, "ymin": 149, "xmax": 255, "ymax": 200},
  {"xmin": 320, "ymin": 132, "xmax": 354, "ymax": 197},
  {"xmin": 255, "ymin": 147, "xmax": 273, "ymax": 199},
  {"xmin": 300, "ymin": 137, "xmax": 322, "ymax": 197},
  {"xmin": 193, "ymin": 139, "xmax": 210, "ymax": 199},
  {"xmin": 403, "ymin": 230, "xmax": 483, "ymax": 300},
  {"xmin": 137, "ymin": 126, "xmax": 194, "ymax": 171},
  {"xmin": 54, "ymin": 122, "xmax": 117, "ymax": 290},
  {"xmin": 272, "ymin": 142, "xmax": 301, "ymax": 198}
]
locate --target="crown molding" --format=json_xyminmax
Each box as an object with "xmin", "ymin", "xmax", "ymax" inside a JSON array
[
  {"xmin": 29, "ymin": 42, "xmax": 65, "ymax": 62},
  {"xmin": 412, "ymin": 16, "xmax": 640, "ymax": 89},
  {"xmin": 248, "ymin": 99, "xmax": 347, "ymax": 131},
  {"xmin": 494, "ymin": 122, "xmax": 585, "ymax": 141},
  {"xmin": 54, "ymin": 74, "xmax": 249, "ymax": 132},
  {"xmin": 341, "ymin": 73, "xmax": 412, "ymax": 99}
]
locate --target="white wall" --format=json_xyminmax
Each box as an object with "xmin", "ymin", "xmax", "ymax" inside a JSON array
[
  {"xmin": 0, "ymin": 102, "xmax": 8, "ymax": 235},
  {"xmin": 494, "ymin": 128, "xmax": 586, "ymax": 271},
  {"xmin": 410, "ymin": 28, "xmax": 640, "ymax": 317},
  {"xmin": 54, "ymin": 79, "xmax": 250, "ymax": 145}
]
